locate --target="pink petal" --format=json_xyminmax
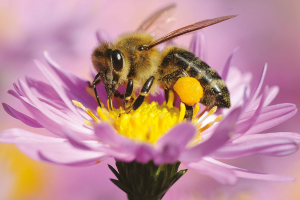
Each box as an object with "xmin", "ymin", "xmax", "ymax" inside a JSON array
[
  {"xmin": 189, "ymin": 31, "xmax": 206, "ymax": 61},
  {"xmin": 100, "ymin": 146, "xmax": 135, "ymax": 162},
  {"xmin": 19, "ymin": 143, "xmax": 107, "ymax": 167},
  {"xmin": 35, "ymin": 60, "xmax": 78, "ymax": 114},
  {"xmin": 43, "ymin": 51, "xmax": 87, "ymax": 90},
  {"xmin": 25, "ymin": 76, "xmax": 61, "ymax": 101},
  {"xmin": 0, "ymin": 128, "xmax": 106, "ymax": 167},
  {"xmin": 263, "ymin": 86, "xmax": 279, "ymax": 106},
  {"xmin": 235, "ymin": 132, "xmax": 300, "ymax": 143},
  {"xmin": 0, "ymin": 128, "xmax": 64, "ymax": 144},
  {"xmin": 186, "ymin": 159, "xmax": 237, "ymax": 185},
  {"xmin": 211, "ymin": 136, "xmax": 298, "ymax": 159},
  {"xmin": 64, "ymin": 126, "xmax": 101, "ymax": 150},
  {"xmin": 243, "ymin": 64, "xmax": 267, "ymax": 112},
  {"xmin": 244, "ymin": 104, "xmax": 297, "ymax": 135},
  {"xmin": 135, "ymin": 144, "xmax": 155, "ymax": 164},
  {"xmin": 247, "ymin": 86, "xmax": 279, "ymax": 111},
  {"xmin": 205, "ymin": 158, "xmax": 295, "ymax": 182},
  {"xmin": 179, "ymin": 107, "xmax": 241, "ymax": 162},
  {"xmin": 157, "ymin": 123, "xmax": 196, "ymax": 150},
  {"xmin": 221, "ymin": 47, "xmax": 239, "ymax": 81},
  {"xmin": 3, "ymin": 103, "xmax": 43, "ymax": 128},
  {"xmin": 94, "ymin": 123, "xmax": 132, "ymax": 146},
  {"xmin": 96, "ymin": 29, "xmax": 111, "ymax": 43},
  {"xmin": 43, "ymin": 52, "xmax": 99, "ymax": 108},
  {"xmin": 13, "ymin": 82, "xmax": 24, "ymax": 96},
  {"xmin": 67, "ymin": 126, "xmax": 135, "ymax": 162},
  {"xmin": 17, "ymin": 80, "xmax": 93, "ymax": 139},
  {"xmin": 154, "ymin": 123, "xmax": 196, "ymax": 165},
  {"xmin": 234, "ymin": 86, "xmax": 267, "ymax": 137}
]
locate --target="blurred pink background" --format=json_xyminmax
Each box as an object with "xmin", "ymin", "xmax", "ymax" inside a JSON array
[{"xmin": 0, "ymin": 0, "xmax": 299, "ymax": 199}]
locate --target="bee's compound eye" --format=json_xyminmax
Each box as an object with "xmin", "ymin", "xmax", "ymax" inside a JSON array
[{"xmin": 111, "ymin": 50, "xmax": 123, "ymax": 72}]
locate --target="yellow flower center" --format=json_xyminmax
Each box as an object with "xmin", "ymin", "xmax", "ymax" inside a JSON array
[
  {"xmin": 109, "ymin": 101, "xmax": 185, "ymax": 143},
  {"xmin": 74, "ymin": 87, "xmax": 223, "ymax": 145}
]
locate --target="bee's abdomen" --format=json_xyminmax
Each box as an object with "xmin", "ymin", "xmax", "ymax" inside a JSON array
[{"xmin": 160, "ymin": 47, "xmax": 231, "ymax": 108}]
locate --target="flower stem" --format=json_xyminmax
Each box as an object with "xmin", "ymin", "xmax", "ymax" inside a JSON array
[{"xmin": 108, "ymin": 160, "xmax": 187, "ymax": 200}]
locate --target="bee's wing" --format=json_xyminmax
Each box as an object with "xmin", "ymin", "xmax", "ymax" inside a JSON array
[
  {"xmin": 146, "ymin": 15, "xmax": 237, "ymax": 50},
  {"xmin": 136, "ymin": 3, "xmax": 176, "ymax": 38}
]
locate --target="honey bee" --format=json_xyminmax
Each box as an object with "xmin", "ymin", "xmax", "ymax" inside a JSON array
[{"xmin": 91, "ymin": 4, "xmax": 236, "ymax": 119}]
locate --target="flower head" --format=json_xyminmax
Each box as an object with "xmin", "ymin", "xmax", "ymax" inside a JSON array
[{"xmin": 1, "ymin": 29, "xmax": 298, "ymax": 186}]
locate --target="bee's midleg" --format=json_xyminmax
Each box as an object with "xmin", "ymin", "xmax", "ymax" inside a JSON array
[
  {"xmin": 132, "ymin": 76, "xmax": 155, "ymax": 110},
  {"xmin": 123, "ymin": 79, "xmax": 134, "ymax": 109},
  {"xmin": 164, "ymin": 88, "xmax": 169, "ymax": 103}
]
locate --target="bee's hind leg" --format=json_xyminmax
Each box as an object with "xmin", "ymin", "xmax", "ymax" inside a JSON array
[
  {"xmin": 132, "ymin": 76, "xmax": 155, "ymax": 110},
  {"xmin": 165, "ymin": 88, "xmax": 193, "ymax": 121},
  {"xmin": 161, "ymin": 70, "xmax": 193, "ymax": 120},
  {"xmin": 184, "ymin": 104, "xmax": 193, "ymax": 121}
]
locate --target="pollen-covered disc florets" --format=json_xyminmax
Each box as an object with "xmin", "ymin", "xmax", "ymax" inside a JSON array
[{"xmin": 73, "ymin": 89, "xmax": 222, "ymax": 145}]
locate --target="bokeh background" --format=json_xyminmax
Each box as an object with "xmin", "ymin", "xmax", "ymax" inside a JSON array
[{"xmin": 0, "ymin": 0, "xmax": 299, "ymax": 199}]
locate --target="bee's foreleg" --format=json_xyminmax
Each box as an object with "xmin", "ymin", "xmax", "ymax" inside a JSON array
[
  {"xmin": 91, "ymin": 72, "xmax": 102, "ymax": 108},
  {"xmin": 123, "ymin": 79, "xmax": 134, "ymax": 110},
  {"xmin": 88, "ymin": 79, "xmax": 101, "ymax": 88},
  {"xmin": 132, "ymin": 76, "xmax": 155, "ymax": 110}
]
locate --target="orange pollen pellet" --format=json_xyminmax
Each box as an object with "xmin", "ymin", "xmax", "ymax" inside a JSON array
[{"xmin": 173, "ymin": 77, "xmax": 203, "ymax": 106}]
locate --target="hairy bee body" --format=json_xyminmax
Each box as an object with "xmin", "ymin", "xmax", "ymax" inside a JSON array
[
  {"xmin": 159, "ymin": 46, "xmax": 231, "ymax": 108},
  {"xmin": 91, "ymin": 12, "xmax": 235, "ymax": 112},
  {"xmin": 93, "ymin": 33, "xmax": 230, "ymax": 108}
]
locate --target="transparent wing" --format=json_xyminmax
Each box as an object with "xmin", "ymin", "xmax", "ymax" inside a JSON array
[
  {"xmin": 137, "ymin": 3, "xmax": 177, "ymax": 38},
  {"xmin": 145, "ymin": 15, "xmax": 237, "ymax": 49}
]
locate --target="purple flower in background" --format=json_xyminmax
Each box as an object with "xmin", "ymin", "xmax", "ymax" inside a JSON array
[{"xmin": 1, "ymin": 28, "xmax": 298, "ymax": 189}]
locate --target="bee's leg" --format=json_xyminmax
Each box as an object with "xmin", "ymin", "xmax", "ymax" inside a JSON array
[
  {"xmin": 114, "ymin": 90, "xmax": 124, "ymax": 99},
  {"xmin": 123, "ymin": 79, "xmax": 134, "ymax": 110},
  {"xmin": 162, "ymin": 70, "xmax": 195, "ymax": 120},
  {"xmin": 90, "ymin": 72, "xmax": 102, "ymax": 108},
  {"xmin": 184, "ymin": 104, "xmax": 193, "ymax": 121},
  {"xmin": 132, "ymin": 76, "xmax": 155, "ymax": 110},
  {"xmin": 164, "ymin": 88, "xmax": 169, "ymax": 103},
  {"xmin": 88, "ymin": 79, "xmax": 100, "ymax": 88},
  {"xmin": 161, "ymin": 69, "xmax": 188, "ymax": 84}
]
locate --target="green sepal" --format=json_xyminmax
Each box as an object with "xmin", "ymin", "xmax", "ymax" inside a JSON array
[{"xmin": 109, "ymin": 160, "xmax": 187, "ymax": 200}]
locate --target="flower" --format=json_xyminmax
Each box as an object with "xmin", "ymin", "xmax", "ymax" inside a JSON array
[{"xmin": 1, "ymin": 28, "xmax": 299, "ymax": 187}]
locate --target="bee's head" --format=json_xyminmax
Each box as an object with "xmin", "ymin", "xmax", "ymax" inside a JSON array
[{"xmin": 92, "ymin": 43, "xmax": 125, "ymax": 100}]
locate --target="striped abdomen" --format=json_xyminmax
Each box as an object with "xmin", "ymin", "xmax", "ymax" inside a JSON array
[{"xmin": 159, "ymin": 47, "xmax": 231, "ymax": 108}]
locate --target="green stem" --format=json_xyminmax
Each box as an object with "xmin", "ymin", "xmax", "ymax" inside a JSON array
[{"xmin": 108, "ymin": 160, "xmax": 187, "ymax": 200}]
